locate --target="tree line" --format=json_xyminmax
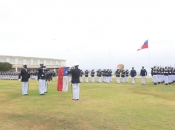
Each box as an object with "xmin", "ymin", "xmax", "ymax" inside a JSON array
[{"xmin": 0, "ymin": 62, "xmax": 12, "ymax": 71}]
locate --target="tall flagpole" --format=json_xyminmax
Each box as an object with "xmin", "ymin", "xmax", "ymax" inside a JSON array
[{"xmin": 147, "ymin": 39, "xmax": 150, "ymax": 69}]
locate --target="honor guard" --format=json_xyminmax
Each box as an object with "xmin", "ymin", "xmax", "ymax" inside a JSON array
[
  {"xmin": 80, "ymin": 70, "xmax": 83, "ymax": 83},
  {"xmin": 164, "ymin": 67, "xmax": 169, "ymax": 85},
  {"xmin": 97, "ymin": 69, "xmax": 102, "ymax": 83},
  {"xmin": 157, "ymin": 67, "xmax": 161, "ymax": 84},
  {"xmin": 115, "ymin": 69, "xmax": 121, "ymax": 84},
  {"xmin": 85, "ymin": 70, "xmax": 89, "ymax": 82},
  {"xmin": 121, "ymin": 69, "xmax": 126, "ymax": 83},
  {"xmin": 106, "ymin": 69, "xmax": 110, "ymax": 83},
  {"xmin": 160, "ymin": 67, "xmax": 164, "ymax": 83},
  {"xmin": 125, "ymin": 69, "xmax": 129, "ymax": 82},
  {"xmin": 109, "ymin": 69, "xmax": 112, "ymax": 82},
  {"xmin": 168, "ymin": 67, "xmax": 172, "ymax": 84},
  {"xmin": 102, "ymin": 69, "xmax": 106, "ymax": 82},
  {"xmin": 140, "ymin": 66, "xmax": 147, "ymax": 85},
  {"xmin": 38, "ymin": 64, "xmax": 46, "ymax": 95},
  {"xmin": 71, "ymin": 63, "xmax": 81, "ymax": 100},
  {"xmin": 130, "ymin": 67, "xmax": 137, "ymax": 84},
  {"xmin": 152, "ymin": 66, "xmax": 158, "ymax": 85},
  {"xmin": 18, "ymin": 64, "xmax": 30, "ymax": 96},
  {"xmin": 91, "ymin": 69, "xmax": 95, "ymax": 83}
]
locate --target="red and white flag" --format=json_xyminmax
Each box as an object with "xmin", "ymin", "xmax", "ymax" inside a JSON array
[{"xmin": 137, "ymin": 40, "xmax": 148, "ymax": 51}]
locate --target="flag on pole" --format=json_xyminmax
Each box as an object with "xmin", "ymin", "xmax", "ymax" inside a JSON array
[
  {"xmin": 57, "ymin": 67, "xmax": 69, "ymax": 92},
  {"xmin": 137, "ymin": 40, "xmax": 148, "ymax": 51}
]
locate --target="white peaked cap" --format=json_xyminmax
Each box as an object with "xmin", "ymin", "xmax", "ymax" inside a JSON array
[{"xmin": 74, "ymin": 63, "xmax": 79, "ymax": 66}]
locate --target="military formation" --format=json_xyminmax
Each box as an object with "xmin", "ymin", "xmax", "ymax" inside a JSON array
[
  {"xmin": 68, "ymin": 68, "xmax": 139, "ymax": 84},
  {"xmin": 151, "ymin": 66, "xmax": 175, "ymax": 85},
  {"xmin": 0, "ymin": 72, "xmax": 19, "ymax": 80},
  {"xmin": 2, "ymin": 64, "xmax": 175, "ymax": 97}
]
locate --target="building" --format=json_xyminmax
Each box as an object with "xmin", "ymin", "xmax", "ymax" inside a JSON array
[{"xmin": 0, "ymin": 55, "xmax": 66, "ymax": 72}]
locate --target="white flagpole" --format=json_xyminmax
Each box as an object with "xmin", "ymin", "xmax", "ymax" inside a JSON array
[{"xmin": 147, "ymin": 39, "xmax": 150, "ymax": 69}]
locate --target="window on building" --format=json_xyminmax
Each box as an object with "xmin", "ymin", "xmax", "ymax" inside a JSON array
[
  {"xmin": 18, "ymin": 59, "xmax": 23, "ymax": 64},
  {"xmin": 10, "ymin": 58, "xmax": 15, "ymax": 64},
  {"xmin": 26, "ymin": 59, "xmax": 31, "ymax": 65},
  {"xmin": 52, "ymin": 61, "xmax": 56, "ymax": 65},
  {"xmin": 0, "ymin": 58, "xmax": 6, "ymax": 62},
  {"xmin": 40, "ymin": 60, "xmax": 44, "ymax": 64},
  {"xmin": 46, "ymin": 60, "xmax": 50, "ymax": 65},
  {"xmin": 33, "ymin": 60, "xmax": 38, "ymax": 65},
  {"xmin": 57, "ymin": 61, "xmax": 61, "ymax": 65}
]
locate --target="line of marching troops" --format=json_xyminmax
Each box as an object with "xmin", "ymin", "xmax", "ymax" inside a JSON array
[
  {"xmin": 0, "ymin": 72, "xmax": 19, "ymax": 80},
  {"xmin": 68, "ymin": 67, "xmax": 139, "ymax": 84},
  {"xmin": 151, "ymin": 66, "xmax": 175, "ymax": 85}
]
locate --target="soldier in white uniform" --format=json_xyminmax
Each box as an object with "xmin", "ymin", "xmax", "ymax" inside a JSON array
[
  {"xmin": 152, "ymin": 66, "xmax": 158, "ymax": 85},
  {"xmin": 130, "ymin": 67, "xmax": 137, "ymax": 84},
  {"xmin": 140, "ymin": 66, "xmax": 147, "ymax": 85},
  {"xmin": 125, "ymin": 69, "xmax": 129, "ymax": 82},
  {"xmin": 18, "ymin": 64, "xmax": 30, "ymax": 96},
  {"xmin": 85, "ymin": 70, "xmax": 89, "ymax": 82},
  {"xmin": 38, "ymin": 64, "xmax": 46, "ymax": 95},
  {"xmin": 79, "ymin": 70, "xmax": 83, "ymax": 83},
  {"xmin": 115, "ymin": 69, "xmax": 121, "ymax": 84},
  {"xmin": 121, "ymin": 70, "xmax": 125, "ymax": 83},
  {"xmin": 91, "ymin": 69, "xmax": 95, "ymax": 83}
]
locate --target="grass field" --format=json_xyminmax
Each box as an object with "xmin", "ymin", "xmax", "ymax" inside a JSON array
[{"xmin": 0, "ymin": 78, "xmax": 175, "ymax": 130}]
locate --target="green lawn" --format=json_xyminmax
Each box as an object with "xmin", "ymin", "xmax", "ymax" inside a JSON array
[{"xmin": 0, "ymin": 78, "xmax": 175, "ymax": 130}]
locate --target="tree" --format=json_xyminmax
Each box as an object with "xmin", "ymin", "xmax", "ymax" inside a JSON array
[{"xmin": 0, "ymin": 62, "xmax": 12, "ymax": 71}]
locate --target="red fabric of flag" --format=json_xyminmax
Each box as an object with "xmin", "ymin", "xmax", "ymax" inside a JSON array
[
  {"xmin": 57, "ymin": 68, "xmax": 64, "ymax": 91},
  {"xmin": 137, "ymin": 40, "xmax": 148, "ymax": 51}
]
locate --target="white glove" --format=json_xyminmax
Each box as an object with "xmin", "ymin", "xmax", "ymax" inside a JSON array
[
  {"xmin": 18, "ymin": 79, "xmax": 21, "ymax": 82},
  {"xmin": 28, "ymin": 78, "xmax": 30, "ymax": 81}
]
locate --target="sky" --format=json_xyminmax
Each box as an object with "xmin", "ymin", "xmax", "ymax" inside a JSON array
[{"xmin": 0, "ymin": 0, "xmax": 175, "ymax": 72}]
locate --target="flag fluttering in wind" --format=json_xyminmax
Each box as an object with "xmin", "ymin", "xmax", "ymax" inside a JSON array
[
  {"xmin": 137, "ymin": 40, "xmax": 148, "ymax": 51},
  {"xmin": 57, "ymin": 67, "xmax": 69, "ymax": 92}
]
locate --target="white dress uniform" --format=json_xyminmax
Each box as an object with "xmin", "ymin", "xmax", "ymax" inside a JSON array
[
  {"xmin": 18, "ymin": 65, "xmax": 30, "ymax": 96},
  {"xmin": 38, "ymin": 66, "xmax": 46, "ymax": 95},
  {"xmin": 140, "ymin": 68, "xmax": 147, "ymax": 85},
  {"xmin": 71, "ymin": 63, "xmax": 81, "ymax": 100},
  {"xmin": 85, "ymin": 70, "xmax": 89, "ymax": 82}
]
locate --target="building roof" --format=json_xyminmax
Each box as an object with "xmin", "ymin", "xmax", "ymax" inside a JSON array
[{"xmin": 0, "ymin": 55, "xmax": 66, "ymax": 61}]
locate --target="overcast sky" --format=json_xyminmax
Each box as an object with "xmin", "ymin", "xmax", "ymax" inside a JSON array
[{"xmin": 0, "ymin": 0, "xmax": 175, "ymax": 71}]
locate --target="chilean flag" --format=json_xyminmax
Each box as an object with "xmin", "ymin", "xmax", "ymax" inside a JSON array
[
  {"xmin": 137, "ymin": 40, "xmax": 148, "ymax": 51},
  {"xmin": 57, "ymin": 67, "xmax": 69, "ymax": 92}
]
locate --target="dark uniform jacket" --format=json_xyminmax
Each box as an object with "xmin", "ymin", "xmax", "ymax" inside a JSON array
[
  {"xmin": 85, "ymin": 70, "xmax": 88, "ymax": 77},
  {"xmin": 130, "ymin": 70, "xmax": 136, "ymax": 77},
  {"xmin": 97, "ymin": 71, "xmax": 102, "ymax": 77},
  {"xmin": 125, "ymin": 70, "xmax": 129, "ymax": 77},
  {"xmin": 152, "ymin": 68, "xmax": 158, "ymax": 75},
  {"xmin": 164, "ymin": 69, "xmax": 169, "ymax": 76},
  {"xmin": 19, "ymin": 68, "xmax": 30, "ymax": 82},
  {"xmin": 115, "ymin": 70, "xmax": 120, "ymax": 77},
  {"xmin": 71, "ymin": 68, "xmax": 81, "ymax": 83},
  {"xmin": 140, "ymin": 69, "xmax": 147, "ymax": 76},
  {"xmin": 80, "ymin": 71, "xmax": 83, "ymax": 77},
  {"xmin": 91, "ymin": 71, "xmax": 95, "ymax": 77},
  {"xmin": 121, "ymin": 70, "xmax": 125, "ymax": 77},
  {"xmin": 38, "ymin": 68, "xmax": 46, "ymax": 80}
]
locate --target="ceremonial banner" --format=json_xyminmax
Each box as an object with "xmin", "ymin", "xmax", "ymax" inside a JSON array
[
  {"xmin": 137, "ymin": 40, "xmax": 148, "ymax": 51},
  {"xmin": 57, "ymin": 67, "xmax": 69, "ymax": 92}
]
